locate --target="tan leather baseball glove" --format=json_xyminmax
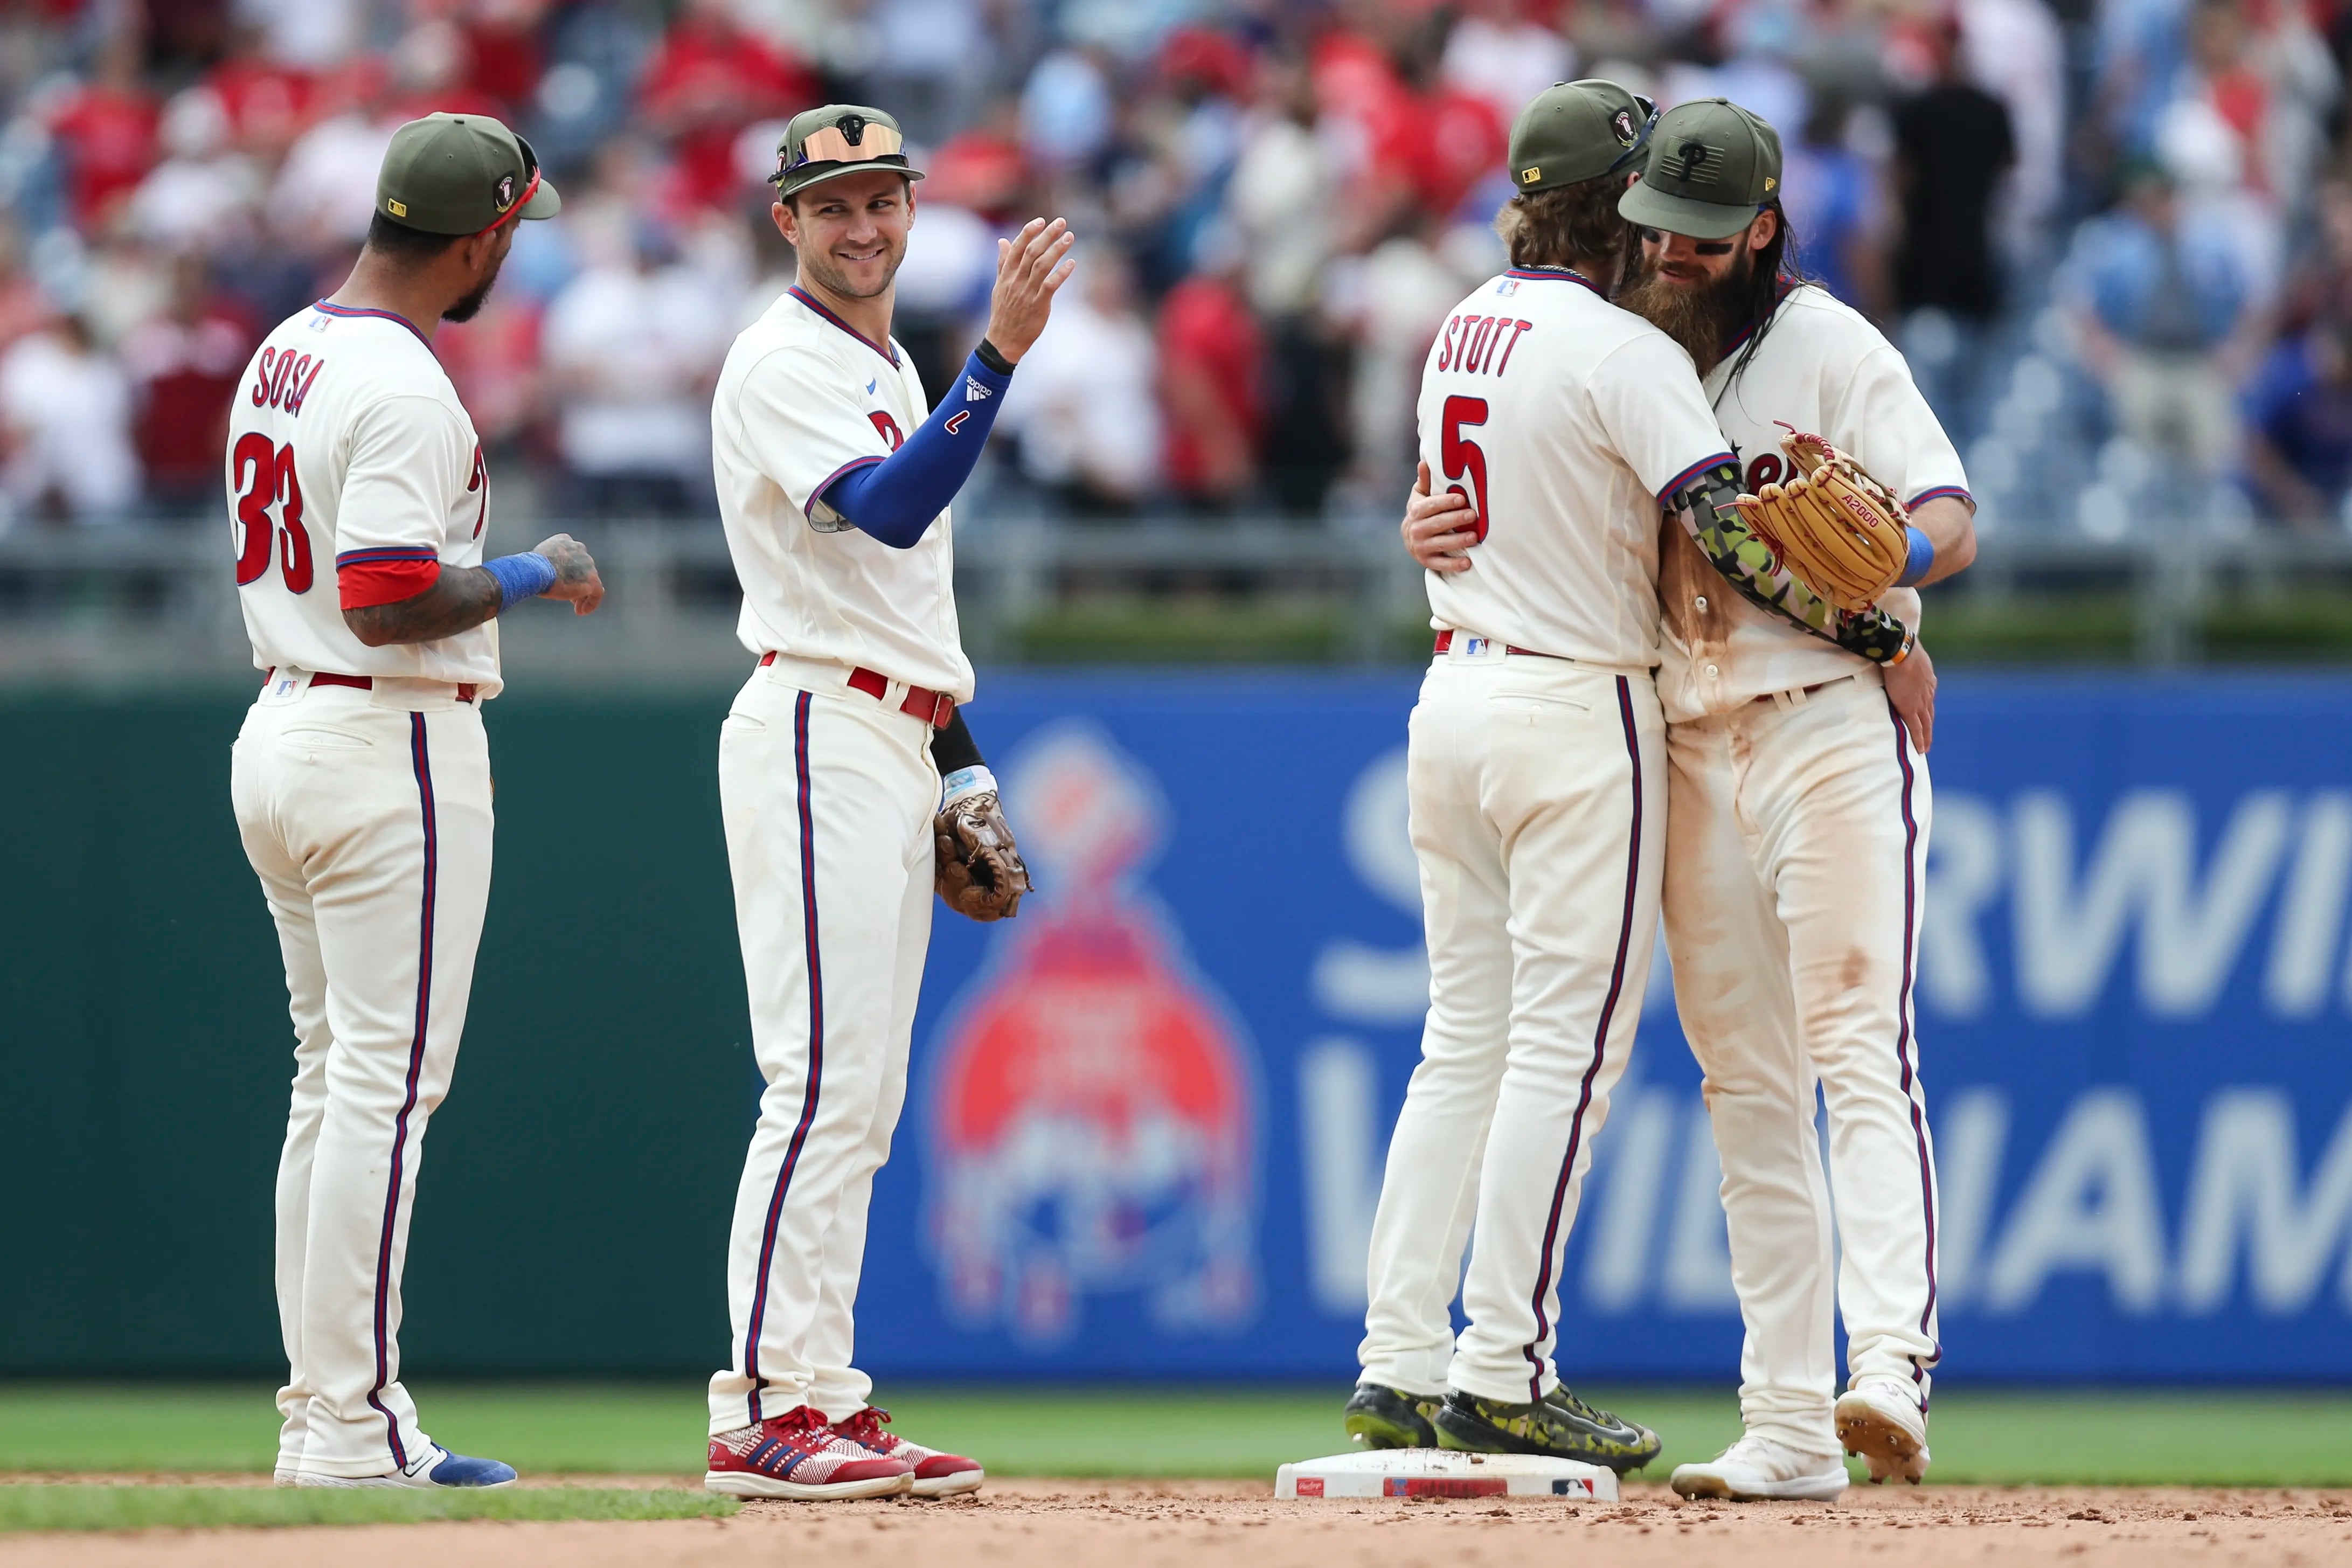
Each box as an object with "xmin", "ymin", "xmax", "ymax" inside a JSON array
[
  {"xmin": 934, "ymin": 789, "xmax": 1031, "ymax": 921},
  {"xmin": 1731, "ymin": 429, "xmax": 1911, "ymax": 613}
]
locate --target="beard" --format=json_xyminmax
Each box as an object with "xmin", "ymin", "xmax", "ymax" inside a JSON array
[
  {"xmin": 443, "ymin": 253, "xmax": 506, "ymax": 323},
  {"xmin": 1618, "ymin": 248, "xmax": 1756, "ymax": 377}
]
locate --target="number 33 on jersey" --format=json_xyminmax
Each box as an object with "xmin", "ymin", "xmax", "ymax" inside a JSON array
[
  {"xmin": 227, "ymin": 302, "xmax": 503, "ymax": 696},
  {"xmin": 1415, "ymin": 267, "xmax": 1733, "ymax": 668}
]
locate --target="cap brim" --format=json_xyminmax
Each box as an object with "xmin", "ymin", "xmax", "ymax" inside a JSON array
[
  {"xmin": 519, "ymin": 178, "xmax": 561, "ymax": 220},
  {"xmin": 1618, "ymin": 181, "xmax": 1758, "ymax": 240},
  {"xmin": 776, "ymin": 161, "xmax": 926, "ymax": 199}
]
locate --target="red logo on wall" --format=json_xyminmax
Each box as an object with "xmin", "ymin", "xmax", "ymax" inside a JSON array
[{"xmin": 925, "ymin": 720, "xmax": 1258, "ymax": 1344}]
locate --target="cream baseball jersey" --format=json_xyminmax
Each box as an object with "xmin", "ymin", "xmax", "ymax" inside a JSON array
[
  {"xmin": 227, "ymin": 302, "xmax": 500, "ymax": 695},
  {"xmin": 1659, "ymin": 285, "xmax": 1969, "ymax": 723},
  {"xmin": 1417, "ymin": 267, "xmax": 1734, "ymax": 668},
  {"xmin": 712, "ymin": 286, "xmax": 974, "ymax": 700}
]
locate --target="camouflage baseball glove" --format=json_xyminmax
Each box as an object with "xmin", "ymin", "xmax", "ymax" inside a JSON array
[
  {"xmin": 934, "ymin": 788, "xmax": 1031, "ymax": 921},
  {"xmin": 1731, "ymin": 429, "xmax": 1911, "ymax": 613}
]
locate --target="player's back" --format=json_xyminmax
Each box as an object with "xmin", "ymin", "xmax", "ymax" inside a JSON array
[
  {"xmin": 1417, "ymin": 267, "xmax": 1730, "ymax": 669},
  {"xmin": 227, "ymin": 302, "xmax": 498, "ymax": 693}
]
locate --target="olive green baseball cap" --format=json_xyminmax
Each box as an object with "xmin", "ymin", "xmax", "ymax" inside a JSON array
[
  {"xmin": 1507, "ymin": 80, "xmax": 1658, "ymax": 195},
  {"xmin": 1618, "ymin": 98, "xmax": 1782, "ymax": 239},
  {"xmin": 771, "ymin": 105, "xmax": 926, "ymax": 200},
  {"xmin": 375, "ymin": 112, "xmax": 559, "ymax": 235}
]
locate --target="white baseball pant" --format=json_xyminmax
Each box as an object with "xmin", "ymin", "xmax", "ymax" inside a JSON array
[
  {"xmin": 1663, "ymin": 672, "xmax": 1940, "ymax": 1457},
  {"xmin": 1360, "ymin": 642, "xmax": 1664, "ymax": 1404},
  {"xmin": 707, "ymin": 657, "xmax": 938, "ymax": 1435},
  {"xmin": 231, "ymin": 676, "xmax": 492, "ymax": 1481}
]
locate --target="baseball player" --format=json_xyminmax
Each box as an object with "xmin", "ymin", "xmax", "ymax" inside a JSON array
[
  {"xmin": 1400, "ymin": 99, "xmax": 1970, "ymax": 1500},
  {"xmin": 702, "ymin": 106, "xmax": 1061, "ymax": 1501},
  {"xmin": 1344, "ymin": 82, "xmax": 1920, "ymax": 1472},
  {"xmin": 228, "ymin": 114, "xmax": 597, "ymax": 1487}
]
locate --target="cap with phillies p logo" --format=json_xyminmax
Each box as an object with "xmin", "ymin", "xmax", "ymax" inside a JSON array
[
  {"xmin": 771, "ymin": 104, "xmax": 928, "ymax": 200},
  {"xmin": 1507, "ymin": 80, "xmax": 1659, "ymax": 195},
  {"xmin": 375, "ymin": 112, "xmax": 561, "ymax": 236},
  {"xmin": 1618, "ymin": 98, "xmax": 1782, "ymax": 240}
]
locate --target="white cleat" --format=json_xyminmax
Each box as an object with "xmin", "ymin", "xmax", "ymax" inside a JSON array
[
  {"xmin": 1670, "ymin": 1434, "xmax": 1850, "ymax": 1501},
  {"xmin": 1835, "ymin": 1381, "xmax": 1930, "ymax": 1484}
]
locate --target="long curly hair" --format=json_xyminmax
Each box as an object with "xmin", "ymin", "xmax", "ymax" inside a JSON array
[{"xmin": 1494, "ymin": 176, "xmax": 1636, "ymax": 280}]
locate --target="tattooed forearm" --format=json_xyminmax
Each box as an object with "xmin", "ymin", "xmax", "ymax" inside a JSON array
[
  {"xmin": 343, "ymin": 566, "xmax": 503, "ymax": 647},
  {"xmin": 1668, "ymin": 459, "xmax": 1912, "ymax": 664}
]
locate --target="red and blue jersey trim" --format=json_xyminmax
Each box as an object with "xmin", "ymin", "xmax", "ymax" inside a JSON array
[
  {"xmin": 1905, "ymin": 484, "xmax": 1973, "ymax": 510},
  {"xmin": 804, "ymin": 455, "xmax": 884, "ymax": 519},
  {"xmin": 1505, "ymin": 267, "xmax": 1605, "ymax": 299},
  {"xmin": 335, "ymin": 546, "xmax": 442, "ymax": 609},
  {"xmin": 1657, "ymin": 452, "xmax": 1738, "ymax": 502},
  {"xmin": 312, "ymin": 301, "xmax": 433, "ymax": 350},
  {"xmin": 788, "ymin": 286, "xmax": 900, "ymax": 368}
]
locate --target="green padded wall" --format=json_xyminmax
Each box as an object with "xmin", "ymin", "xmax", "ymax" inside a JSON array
[{"xmin": 0, "ymin": 689, "xmax": 756, "ymax": 1374}]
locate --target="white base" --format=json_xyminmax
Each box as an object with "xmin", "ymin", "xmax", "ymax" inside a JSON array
[{"xmin": 1275, "ymin": 1448, "xmax": 1619, "ymax": 1501}]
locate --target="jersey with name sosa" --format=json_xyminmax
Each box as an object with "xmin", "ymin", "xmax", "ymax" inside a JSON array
[{"xmin": 227, "ymin": 303, "xmax": 500, "ymax": 695}]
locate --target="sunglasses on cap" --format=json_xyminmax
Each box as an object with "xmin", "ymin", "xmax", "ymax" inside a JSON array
[
  {"xmin": 779, "ymin": 117, "xmax": 906, "ymax": 179},
  {"xmin": 474, "ymin": 131, "xmax": 543, "ymax": 237},
  {"xmin": 1603, "ymin": 94, "xmax": 1661, "ymax": 177}
]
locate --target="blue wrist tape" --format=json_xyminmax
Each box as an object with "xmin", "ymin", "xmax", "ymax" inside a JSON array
[
  {"xmin": 819, "ymin": 349, "xmax": 1014, "ymax": 549},
  {"xmin": 1897, "ymin": 526, "xmax": 1935, "ymax": 587},
  {"xmin": 485, "ymin": 551, "xmax": 558, "ymax": 611},
  {"xmin": 941, "ymin": 764, "xmax": 998, "ymax": 809}
]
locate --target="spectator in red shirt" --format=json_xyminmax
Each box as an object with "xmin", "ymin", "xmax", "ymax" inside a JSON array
[
  {"xmin": 636, "ymin": 0, "xmax": 821, "ymax": 212},
  {"xmin": 1157, "ymin": 251, "xmax": 1266, "ymax": 511},
  {"xmin": 118, "ymin": 254, "xmax": 255, "ymax": 514},
  {"xmin": 45, "ymin": 30, "xmax": 161, "ymax": 232},
  {"xmin": 205, "ymin": 26, "xmax": 318, "ymax": 162}
]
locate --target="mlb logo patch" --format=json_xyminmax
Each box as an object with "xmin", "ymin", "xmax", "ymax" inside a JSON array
[
  {"xmin": 1495, "ymin": 279, "xmax": 1519, "ymax": 297},
  {"xmin": 1462, "ymin": 635, "xmax": 1490, "ymax": 657}
]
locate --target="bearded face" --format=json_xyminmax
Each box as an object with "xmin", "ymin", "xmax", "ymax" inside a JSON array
[{"xmin": 1616, "ymin": 242, "xmax": 1757, "ymax": 377}]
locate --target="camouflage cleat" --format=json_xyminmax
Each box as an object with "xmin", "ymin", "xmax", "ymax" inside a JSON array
[
  {"xmin": 1433, "ymin": 1386, "xmax": 1663, "ymax": 1473},
  {"xmin": 1343, "ymin": 1383, "xmax": 1442, "ymax": 1449}
]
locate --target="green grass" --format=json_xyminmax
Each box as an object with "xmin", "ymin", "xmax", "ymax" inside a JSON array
[
  {"xmin": 1, "ymin": 1384, "xmax": 2348, "ymax": 1488},
  {"xmin": 0, "ymin": 1485, "xmax": 736, "ymax": 1533}
]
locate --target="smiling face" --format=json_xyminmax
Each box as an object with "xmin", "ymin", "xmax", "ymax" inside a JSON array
[{"xmin": 774, "ymin": 168, "xmax": 914, "ymax": 301}]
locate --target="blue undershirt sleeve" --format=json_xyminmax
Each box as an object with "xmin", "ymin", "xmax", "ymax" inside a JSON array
[{"xmin": 817, "ymin": 349, "xmax": 1013, "ymax": 549}]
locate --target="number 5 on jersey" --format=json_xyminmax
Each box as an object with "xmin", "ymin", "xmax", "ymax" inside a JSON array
[
  {"xmin": 1441, "ymin": 395, "xmax": 1489, "ymax": 543},
  {"xmin": 232, "ymin": 434, "xmax": 312, "ymax": 593}
]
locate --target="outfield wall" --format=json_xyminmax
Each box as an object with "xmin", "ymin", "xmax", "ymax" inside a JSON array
[{"xmin": 4, "ymin": 673, "xmax": 2349, "ymax": 1382}]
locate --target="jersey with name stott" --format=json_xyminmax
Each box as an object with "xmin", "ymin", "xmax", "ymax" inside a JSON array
[
  {"xmin": 712, "ymin": 287, "xmax": 973, "ymax": 702},
  {"xmin": 227, "ymin": 303, "xmax": 500, "ymax": 696},
  {"xmin": 1658, "ymin": 285, "xmax": 1969, "ymax": 724},
  {"xmin": 1418, "ymin": 268, "xmax": 1734, "ymax": 669}
]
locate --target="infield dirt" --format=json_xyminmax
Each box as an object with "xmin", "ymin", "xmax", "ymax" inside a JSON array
[{"xmin": 5, "ymin": 1477, "xmax": 2351, "ymax": 1566}]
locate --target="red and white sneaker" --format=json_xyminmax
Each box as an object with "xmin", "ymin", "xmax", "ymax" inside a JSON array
[
  {"xmin": 705, "ymin": 1406, "xmax": 913, "ymax": 1499},
  {"xmin": 831, "ymin": 1407, "xmax": 985, "ymax": 1497}
]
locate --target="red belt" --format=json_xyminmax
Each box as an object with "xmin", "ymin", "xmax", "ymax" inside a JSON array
[
  {"xmin": 269, "ymin": 668, "xmax": 475, "ymax": 703},
  {"xmin": 1433, "ymin": 629, "xmax": 1568, "ymax": 660},
  {"xmin": 760, "ymin": 651, "xmax": 955, "ymax": 728}
]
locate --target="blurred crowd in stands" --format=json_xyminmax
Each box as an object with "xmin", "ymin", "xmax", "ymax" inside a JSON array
[{"xmin": 1, "ymin": 0, "xmax": 2350, "ymax": 535}]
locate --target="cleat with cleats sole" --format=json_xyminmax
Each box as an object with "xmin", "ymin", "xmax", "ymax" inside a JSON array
[{"xmin": 1835, "ymin": 1383, "xmax": 1930, "ymax": 1484}]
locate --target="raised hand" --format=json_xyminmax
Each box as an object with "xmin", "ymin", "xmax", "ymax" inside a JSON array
[
  {"xmin": 532, "ymin": 532, "xmax": 606, "ymax": 615},
  {"xmin": 983, "ymin": 217, "xmax": 1077, "ymax": 364}
]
